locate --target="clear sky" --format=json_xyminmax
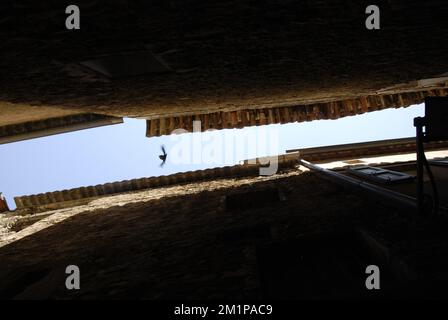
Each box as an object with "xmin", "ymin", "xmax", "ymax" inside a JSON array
[{"xmin": 0, "ymin": 104, "xmax": 423, "ymax": 209}]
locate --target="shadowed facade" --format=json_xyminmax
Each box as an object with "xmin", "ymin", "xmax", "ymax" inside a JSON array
[{"xmin": 1, "ymin": 0, "xmax": 448, "ymax": 133}]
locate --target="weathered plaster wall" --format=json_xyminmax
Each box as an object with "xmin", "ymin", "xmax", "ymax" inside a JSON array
[{"xmin": 1, "ymin": 168, "xmax": 448, "ymax": 299}]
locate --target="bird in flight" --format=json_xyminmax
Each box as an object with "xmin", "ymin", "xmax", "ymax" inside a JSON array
[{"xmin": 159, "ymin": 145, "xmax": 167, "ymax": 167}]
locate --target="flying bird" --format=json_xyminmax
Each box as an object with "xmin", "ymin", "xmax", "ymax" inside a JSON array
[{"xmin": 159, "ymin": 145, "xmax": 167, "ymax": 167}]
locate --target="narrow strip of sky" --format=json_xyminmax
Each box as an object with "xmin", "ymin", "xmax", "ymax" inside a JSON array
[{"xmin": 0, "ymin": 104, "xmax": 424, "ymax": 208}]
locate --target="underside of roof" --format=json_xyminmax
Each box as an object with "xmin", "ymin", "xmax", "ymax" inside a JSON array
[
  {"xmin": 1, "ymin": 0, "xmax": 448, "ymax": 126},
  {"xmin": 146, "ymin": 86, "xmax": 448, "ymax": 136},
  {"xmin": 13, "ymin": 155, "xmax": 299, "ymax": 213},
  {"xmin": 0, "ymin": 113, "xmax": 123, "ymax": 145}
]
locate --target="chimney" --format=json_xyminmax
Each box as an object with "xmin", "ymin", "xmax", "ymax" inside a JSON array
[{"xmin": 0, "ymin": 192, "xmax": 10, "ymax": 213}]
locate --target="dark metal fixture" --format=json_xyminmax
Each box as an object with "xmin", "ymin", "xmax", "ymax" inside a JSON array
[{"xmin": 414, "ymin": 97, "xmax": 448, "ymax": 215}]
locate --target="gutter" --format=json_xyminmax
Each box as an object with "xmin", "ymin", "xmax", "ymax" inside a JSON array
[{"xmin": 299, "ymin": 159, "xmax": 419, "ymax": 213}]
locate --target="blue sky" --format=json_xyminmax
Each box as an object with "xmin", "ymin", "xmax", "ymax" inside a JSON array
[{"xmin": 0, "ymin": 104, "xmax": 423, "ymax": 208}]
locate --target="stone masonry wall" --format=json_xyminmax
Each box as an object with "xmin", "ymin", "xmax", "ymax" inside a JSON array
[
  {"xmin": 0, "ymin": 170, "xmax": 379, "ymax": 299},
  {"xmin": 1, "ymin": 168, "xmax": 448, "ymax": 299}
]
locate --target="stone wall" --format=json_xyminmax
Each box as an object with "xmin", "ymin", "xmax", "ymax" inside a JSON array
[
  {"xmin": 1, "ymin": 168, "xmax": 448, "ymax": 299},
  {"xmin": 1, "ymin": 0, "xmax": 448, "ymax": 121},
  {"xmin": 0, "ymin": 170, "xmax": 372, "ymax": 299}
]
